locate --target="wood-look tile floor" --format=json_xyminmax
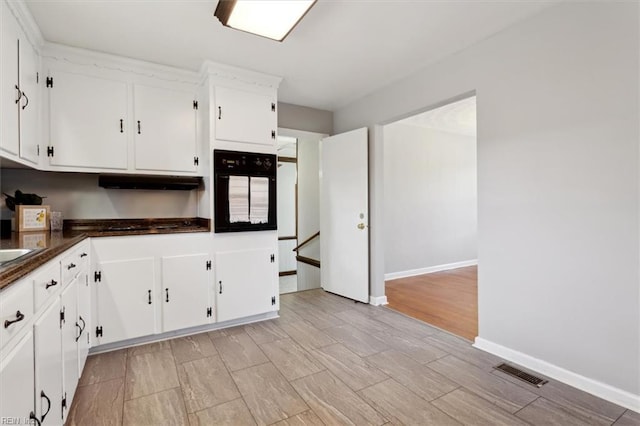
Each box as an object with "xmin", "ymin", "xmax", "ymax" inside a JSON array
[
  {"xmin": 386, "ymin": 266, "xmax": 478, "ymax": 341},
  {"xmin": 67, "ymin": 289, "xmax": 638, "ymax": 426}
]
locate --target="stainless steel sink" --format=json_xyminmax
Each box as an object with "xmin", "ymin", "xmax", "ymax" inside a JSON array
[{"xmin": 0, "ymin": 248, "xmax": 39, "ymax": 266}]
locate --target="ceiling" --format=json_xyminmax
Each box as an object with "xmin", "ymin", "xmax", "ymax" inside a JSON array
[
  {"xmin": 398, "ymin": 96, "xmax": 477, "ymax": 137},
  {"xmin": 25, "ymin": 0, "xmax": 555, "ymax": 111}
]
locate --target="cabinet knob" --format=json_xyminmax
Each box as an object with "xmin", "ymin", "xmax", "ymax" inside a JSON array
[
  {"xmin": 218, "ymin": 106, "xmax": 222, "ymax": 120},
  {"xmin": 45, "ymin": 279, "xmax": 58, "ymax": 289},
  {"xmin": 14, "ymin": 85, "xmax": 21, "ymax": 103}
]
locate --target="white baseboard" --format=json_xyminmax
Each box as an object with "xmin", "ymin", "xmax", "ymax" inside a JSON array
[
  {"xmin": 369, "ymin": 295, "xmax": 388, "ymax": 306},
  {"xmin": 474, "ymin": 337, "xmax": 640, "ymax": 412},
  {"xmin": 385, "ymin": 259, "xmax": 478, "ymax": 281}
]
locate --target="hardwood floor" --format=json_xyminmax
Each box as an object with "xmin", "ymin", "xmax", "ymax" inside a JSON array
[
  {"xmin": 67, "ymin": 288, "xmax": 636, "ymax": 425},
  {"xmin": 386, "ymin": 266, "xmax": 478, "ymax": 341}
]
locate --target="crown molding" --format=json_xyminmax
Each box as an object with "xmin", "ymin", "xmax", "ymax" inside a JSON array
[
  {"xmin": 41, "ymin": 42, "xmax": 201, "ymax": 86},
  {"xmin": 6, "ymin": 0, "xmax": 44, "ymax": 49},
  {"xmin": 200, "ymin": 60, "xmax": 282, "ymax": 89}
]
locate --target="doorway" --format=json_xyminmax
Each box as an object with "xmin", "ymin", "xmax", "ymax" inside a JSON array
[
  {"xmin": 277, "ymin": 135, "xmax": 298, "ymax": 294},
  {"xmin": 277, "ymin": 128, "xmax": 327, "ymax": 294},
  {"xmin": 382, "ymin": 96, "xmax": 478, "ymax": 340}
]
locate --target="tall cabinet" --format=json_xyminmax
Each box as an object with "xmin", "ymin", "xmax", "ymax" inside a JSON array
[
  {"xmin": 201, "ymin": 62, "xmax": 282, "ymax": 322},
  {"xmin": 1, "ymin": 0, "xmax": 40, "ymax": 165}
]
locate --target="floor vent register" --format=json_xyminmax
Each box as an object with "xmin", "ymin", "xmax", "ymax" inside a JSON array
[{"xmin": 494, "ymin": 362, "xmax": 548, "ymax": 388}]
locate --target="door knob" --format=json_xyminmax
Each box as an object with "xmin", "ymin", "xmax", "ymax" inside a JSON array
[{"xmin": 357, "ymin": 223, "xmax": 366, "ymax": 230}]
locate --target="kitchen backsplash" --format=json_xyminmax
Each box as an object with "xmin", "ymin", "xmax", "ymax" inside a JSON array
[{"xmin": 1, "ymin": 169, "xmax": 198, "ymax": 220}]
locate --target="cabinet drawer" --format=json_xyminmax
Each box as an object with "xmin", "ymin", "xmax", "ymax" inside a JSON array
[
  {"xmin": 0, "ymin": 278, "xmax": 34, "ymax": 351},
  {"xmin": 33, "ymin": 261, "xmax": 61, "ymax": 312},
  {"xmin": 61, "ymin": 241, "xmax": 89, "ymax": 285}
]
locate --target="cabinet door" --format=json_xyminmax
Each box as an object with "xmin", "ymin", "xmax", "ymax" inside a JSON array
[
  {"xmin": 0, "ymin": 1, "xmax": 20, "ymax": 156},
  {"xmin": 18, "ymin": 31, "xmax": 39, "ymax": 165},
  {"xmin": 161, "ymin": 253, "xmax": 210, "ymax": 332},
  {"xmin": 34, "ymin": 299, "xmax": 63, "ymax": 426},
  {"xmin": 77, "ymin": 267, "xmax": 91, "ymax": 374},
  {"xmin": 61, "ymin": 278, "xmax": 78, "ymax": 420},
  {"xmin": 214, "ymin": 86, "xmax": 276, "ymax": 146},
  {"xmin": 48, "ymin": 70, "xmax": 128, "ymax": 169},
  {"xmin": 133, "ymin": 84, "xmax": 197, "ymax": 172},
  {"xmin": 215, "ymin": 248, "xmax": 277, "ymax": 322},
  {"xmin": 0, "ymin": 332, "xmax": 35, "ymax": 424},
  {"xmin": 96, "ymin": 258, "xmax": 156, "ymax": 345}
]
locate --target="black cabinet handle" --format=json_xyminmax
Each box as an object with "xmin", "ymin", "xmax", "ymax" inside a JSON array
[
  {"xmin": 14, "ymin": 85, "xmax": 21, "ymax": 103},
  {"xmin": 4, "ymin": 310, "xmax": 24, "ymax": 328},
  {"xmin": 219, "ymin": 281, "xmax": 223, "ymax": 294},
  {"xmin": 80, "ymin": 253, "xmax": 88, "ymax": 258},
  {"xmin": 120, "ymin": 119, "xmax": 123, "ymax": 133},
  {"xmin": 29, "ymin": 411, "xmax": 41, "ymax": 426},
  {"xmin": 40, "ymin": 390, "xmax": 51, "ymax": 422},
  {"xmin": 148, "ymin": 289, "xmax": 152, "ymax": 305},
  {"xmin": 67, "ymin": 263, "xmax": 76, "ymax": 270},
  {"xmin": 21, "ymin": 91, "xmax": 29, "ymax": 110},
  {"xmin": 137, "ymin": 120, "xmax": 141, "ymax": 134},
  {"xmin": 45, "ymin": 279, "xmax": 58, "ymax": 290},
  {"xmin": 78, "ymin": 315, "xmax": 86, "ymax": 333},
  {"xmin": 218, "ymin": 106, "xmax": 222, "ymax": 119},
  {"xmin": 75, "ymin": 322, "xmax": 82, "ymax": 342},
  {"xmin": 165, "ymin": 288, "xmax": 169, "ymax": 302}
]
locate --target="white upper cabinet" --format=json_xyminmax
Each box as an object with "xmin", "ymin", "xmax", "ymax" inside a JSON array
[
  {"xmin": 47, "ymin": 70, "xmax": 129, "ymax": 169},
  {"xmin": 18, "ymin": 29, "xmax": 40, "ymax": 165},
  {"xmin": 214, "ymin": 85, "xmax": 276, "ymax": 146},
  {"xmin": 1, "ymin": 1, "xmax": 40, "ymax": 165},
  {"xmin": 1, "ymin": 1, "xmax": 21, "ymax": 157},
  {"xmin": 133, "ymin": 84, "xmax": 197, "ymax": 173}
]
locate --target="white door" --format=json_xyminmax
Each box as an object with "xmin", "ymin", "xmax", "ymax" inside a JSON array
[
  {"xmin": 214, "ymin": 86, "xmax": 276, "ymax": 145},
  {"xmin": 34, "ymin": 300, "xmax": 63, "ymax": 425},
  {"xmin": 18, "ymin": 31, "xmax": 39, "ymax": 165},
  {"xmin": 161, "ymin": 253, "xmax": 210, "ymax": 332},
  {"xmin": 61, "ymin": 278, "xmax": 79, "ymax": 420},
  {"xmin": 0, "ymin": 332, "xmax": 35, "ymax": 423},
  {"xmin": 48, "ymin": 71, "xmax": 128, "ymax": 169},
  {"xmin": 1, "ymin": 1, "xmax": 20, "ymax": 156},
  {"xmin": 96, "ymin": 258, "xmax": 156, "ymax": 345},
  {"xmin": 320, "ymin": 127, "xmax": 369, "ymax": 303},
  {"xmin": 215, "ymin": 249, "xmax": 277, "ymax": 322},
  {"xmin": 133, "ymin": 84, "xmax": 197, "ymax": 172},
  {"xmin": 76, "ymin": 268, "xmax": 91, "ymax": 373}
]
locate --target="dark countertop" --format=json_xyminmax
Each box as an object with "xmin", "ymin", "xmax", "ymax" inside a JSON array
[{"xmin": 0, "ymin": 217, "xmax": 210, "ymax": 290}]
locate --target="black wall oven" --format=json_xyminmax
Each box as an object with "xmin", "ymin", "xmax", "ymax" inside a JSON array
[{"xmin": 214, "ymin": 149, "xmax": 277, "ymax": 233}]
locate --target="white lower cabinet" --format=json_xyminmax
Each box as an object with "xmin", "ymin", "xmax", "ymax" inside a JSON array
[
  {"xmin": 0, "ymin": 240, "xmax": 90, "ymax": 426},
  {"xmin": 161, "ymin": 253, "xmax": 211, "ymax": 332},
  {"xmin": 0, "ymin": 332, "xmax": 36, "ymax": 425},
  {"xmin": 77, "ymin": 267, "xmax": 91, "ymax": 374},
  {"xmin": 215, "ymin": 248, "xmax": 277, "ymax": 323},
  {"xmin": 92, "ymin": 234, "xmax": 212, "ymax": 346},
  {"xmin": 95, "ymin": 258, "xmax": 156, "ymax": 345},
  {"xmin": 34, "ymin": 300, "xmax": 63, "ymax": 425},
  {"xmin": 61, "ymin": 278, "xmax": 79, "ymax": 421}
]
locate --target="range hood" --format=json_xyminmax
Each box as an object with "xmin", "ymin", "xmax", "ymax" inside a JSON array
[{"xmin": 98, "ymin": 174, "xmax": 202, "ymax": 190}]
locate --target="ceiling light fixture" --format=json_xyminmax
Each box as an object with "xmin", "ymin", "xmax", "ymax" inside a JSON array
[{"xmin": 214, "ymin": 0, "xmax": 316, "ymax": 42}]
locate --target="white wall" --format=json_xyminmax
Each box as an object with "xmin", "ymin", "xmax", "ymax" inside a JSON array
[
  {"xmin": 1, "ymin": 169, "xmax": 197, "ymax": 219},
  {"xmin": 278, "ymin": 102, "xmax": 333, "ymax": 135},
  {"xmin": 334, "ymin": 2, "xmax": 639, "ymax": 406},
  {"xmin": 384, "ymin": 124, "xmax": 477, "ymax": 276}
]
